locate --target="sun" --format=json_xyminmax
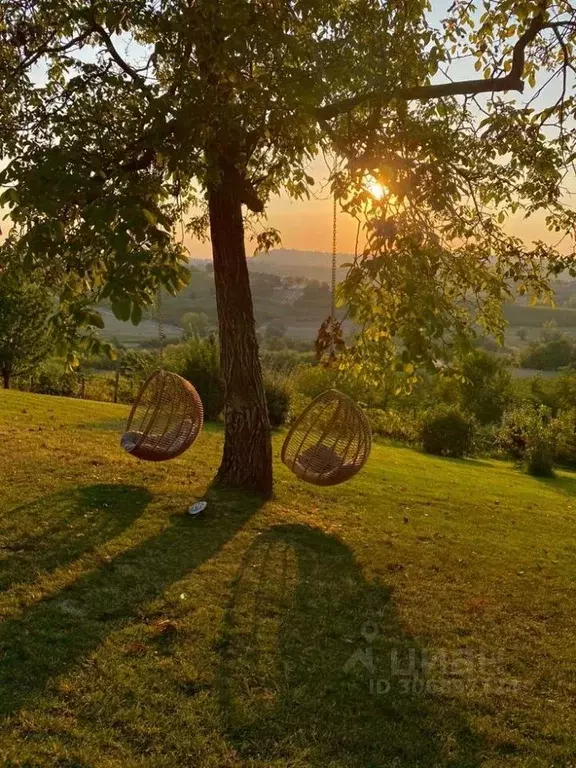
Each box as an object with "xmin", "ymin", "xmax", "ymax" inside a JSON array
[{"xmin": 365, "ymin": 178, "xmax": 387, "ymax": 200}]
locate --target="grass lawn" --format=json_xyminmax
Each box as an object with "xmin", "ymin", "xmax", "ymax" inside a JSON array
[{"xmin": 1, "ymin": 389, "xmax": 576, "ymax": 767}]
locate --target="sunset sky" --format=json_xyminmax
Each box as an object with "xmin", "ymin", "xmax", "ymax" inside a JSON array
[{"xmin": 185, "ymin": 162, "xmax": 558, "ymax": 260}]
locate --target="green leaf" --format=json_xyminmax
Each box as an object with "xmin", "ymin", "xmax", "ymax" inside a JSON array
[
  {"xmin": 142, "ymin": 208, "xmax": 157, "ymax": 226},
  {"xmin": 112, "ymin": 299, "xmax": 132, "ymax": 322},
  {"xmin": 87, "ymin": 311, "xmax": 105, "ymax": 329}
]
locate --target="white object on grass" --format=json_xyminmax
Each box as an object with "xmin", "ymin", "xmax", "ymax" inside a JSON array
[{"xmin": 188, "ymin": 501, "xmax": 207, "ymax": 516}]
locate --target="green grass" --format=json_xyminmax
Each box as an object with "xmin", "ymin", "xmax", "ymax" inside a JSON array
[{"xmin": 1, "ymin": 389, "xmax": 576, "ymax": 767}]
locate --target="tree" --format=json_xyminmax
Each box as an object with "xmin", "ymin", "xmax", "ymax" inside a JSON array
[
  {"xmin": 181, "ymin": 311, "xmax": 210, "ymax": 339},
  {"xmin": 0, "ymin": 267, "xmax": 54, "ymax": 389},
  {"xmin": 250, "ymin": 272, "xmax": 282, "ymax": 300},
  {"xmin": 520, "ymin": 336, "xmax": 575, "ymax": 370},
  {"xmin": 2, "ymin": 1, "xmax": 576, "ymax": 496},
  {"xmin": 265, "ymin": 319, "xmax": 287, "ymax": 341},
  {"xmin": 458, "ymin": 350, "xmax": 513, "ymax": 425}
]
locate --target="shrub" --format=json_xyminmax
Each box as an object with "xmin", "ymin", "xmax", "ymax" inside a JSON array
[
  {"xmin": 263, "ymin": 371, "xmax": 291, "ymax": 428},
  {"xmin": 81, "ymin": 373, "xmax": 134, "ymax": 404},
  {"xmin": 529, "ymin": 373, "xmax": 576, "ymax": 415},
  {"xmin": 292, "ymin": 364, "xmax": 337, "ymax": 400},
  {"xmin": 421, "ymin": 407, "xmax": 476, "ymax": 458},
  {"xmin": 473, "ymin": 424, "xmax": 500, "ymax": 457},
  {"xmin": 27, "ymin": 360, "xmax": 78, "ymax": 397},
  {"xmin": 166, "ymin": 338, "xmax": 292, "ymax": 426},
  {"xmin": 366, "ymin": 408, "xmax": 421, "ymax": 444},
  {"xmin": 520, "ymin": 338, "xmax": 575, "ymax": 371},
  {"xmin": 120, "ymin": 349, "xmax": 157, "ymax": 382},
  {"xmin": 458, "ymin": 350, "xmax": 513, "ymax": 425},
  {"xmin": 498, "ymin": 406, "xmax": 532, "ymax": 460},
  {"xmin": 499, "ymin": 405, "xmax": 556, "ymax": 477},
  {"xmin": 167, "ymin": 338, "xmax": 224, "ymax": 420},
  {"xmin": 551, "ymin": 409, "xmax": 576, "ymax": 469},
  {"xmin": 260, "ymin": 349, "xmax": 313, "ymax": 374},
  {"xmin": 291, "ymin": 364, "xmax": 393, "ymax": 408}
]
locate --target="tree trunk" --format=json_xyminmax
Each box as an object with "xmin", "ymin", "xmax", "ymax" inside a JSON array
[
  {"xmin": 208, "ymin": 167, "xmax": 273, "ymax": 497},
  {"xmin": 2, "ymin": 370, "xmax": 9, "ymax": 389}
]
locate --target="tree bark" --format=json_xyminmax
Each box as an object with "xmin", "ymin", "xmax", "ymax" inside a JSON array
[
  {"xmin": 2, "ymin": 370, "xmax": 10, "ymax": 389},
  {"xmin": 208, "ymin": 166, "xmax": 273, "ymax": 497}
]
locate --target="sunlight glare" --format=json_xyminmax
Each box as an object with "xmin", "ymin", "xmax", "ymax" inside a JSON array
[{"xmin": 365, "ymin": 179, "xmax": 386, "ymax": 200}]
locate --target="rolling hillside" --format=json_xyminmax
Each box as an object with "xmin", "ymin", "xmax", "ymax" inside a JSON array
[{"xmin": 1, "ymin": 389, "xmax": 576, "ymax": 766}]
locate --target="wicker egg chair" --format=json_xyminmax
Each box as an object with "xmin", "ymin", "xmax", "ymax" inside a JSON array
[
  {"xmin": 281, "ymin": 389, "xmax": 372, "ymax": 486},
  {"xmin": 121, "ymin": 370, "xmax": 203, "ymax": 462}
]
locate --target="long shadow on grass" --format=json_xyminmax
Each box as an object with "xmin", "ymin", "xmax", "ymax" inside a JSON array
[
  {"xmin": 534, "ymin": 472, "xmax": 576, "ymax": 498},
  {"xmin": 0, "ymin": 485, "xmax": 150, "ymax": 593},
  {"xmin": 217, "ymin": 524, "xmax": 485, "ymax": 767},
  {"xmin": 0, "ymin": 485, "xmax": 262, "ymax": 717}
]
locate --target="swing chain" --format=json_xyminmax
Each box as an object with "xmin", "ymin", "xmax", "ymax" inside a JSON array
[
  {"xmin": 331, "ymin": 193, "xmax": 337, "ymax": 320},
  {"xmin": 157, "ymin": 291, "xmax": 166, "ymax": 365}
]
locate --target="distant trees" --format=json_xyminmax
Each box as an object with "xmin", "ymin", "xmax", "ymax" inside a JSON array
[
  {"xmin": 181, "ymin": 312, "xmax": 210, "ymax": 339},
  {"xmin": 459, "ymin": 350, "xmax": 513, "ymax": 425},
  {"xmin": 521, "ymin": 338, "xmax": 575, "ymax": 371},
  {"xmin": 0, "ymin": 267, "xmax": 54, "ymax": 388},
  {"xmin": 294, "ymin": 281, "xmax": 332, "ymax": 311},
  {"xmin": 265, "ymin": 319, "xmax": 287, "ymax": 341},
  {"xmin": 520, "ymin": 322, "xmax": 576, "ymax": 371},
  {"xmin": 250, "ymin": 272, "xmax": 282, "ymax": 300}
]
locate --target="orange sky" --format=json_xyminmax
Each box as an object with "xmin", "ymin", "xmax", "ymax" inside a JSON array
[{"xmin": 186, "ymin": 186, "xmax": 558, "ymax": 260}]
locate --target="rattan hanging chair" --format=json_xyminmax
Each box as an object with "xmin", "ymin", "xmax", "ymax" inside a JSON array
[
  {"xmin": 121, "ymin": 370, "xmax": 203, "ymax": 462},
  {"xmin": 281, "ymin": 389, "xmax": 372, "ymax": 486}
]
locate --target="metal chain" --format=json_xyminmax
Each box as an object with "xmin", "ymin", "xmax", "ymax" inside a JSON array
[
  {"xmin": 157, "ymin": 291, "xmax": 166, "ymax": 365},
  {"xmin": 331, "ymin": 193, "xmax": 337, "ymax": 319}
]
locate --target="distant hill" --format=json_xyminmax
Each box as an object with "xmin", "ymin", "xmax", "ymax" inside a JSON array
[
  {"xmin": 191, "ymin": 249, "xmax": 352, "ymax": 283},
  {"xmin": 248, "ymin": 248, "xmax": 352, "ymax": 282}
]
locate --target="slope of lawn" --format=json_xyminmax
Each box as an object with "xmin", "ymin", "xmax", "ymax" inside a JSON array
[{"xmin": 1, "ymin": 388, "xmax": 575, "ymax": 767}]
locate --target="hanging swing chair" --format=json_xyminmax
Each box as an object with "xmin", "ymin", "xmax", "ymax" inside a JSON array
[
  {"xmin": 121, "ymin": 369, "xmax": 203, "ymax": 462},
  {"xmin": 120, "ymin": 289, "xmax": 203, "ymax": 462},
  {"xmin": 281, "ymin": 195, "xmax": 372, "ymax": 486},
  {"xmin": 281, "ymin": 389, "xmax": 371, "ymax": 486}
]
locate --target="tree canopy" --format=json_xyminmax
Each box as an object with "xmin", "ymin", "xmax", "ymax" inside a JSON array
[
  {"xmin": 0, "ymin": 262, "xmax": 54, "ymax": 388},
  {"xmin": 2, "ymin": 0, "xmax": 576, "ymax": 492}
]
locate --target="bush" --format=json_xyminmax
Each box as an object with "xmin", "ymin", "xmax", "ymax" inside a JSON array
[
  {"xmin": 458, "ymin": 350, "xmax": 513, "ymax": 425},
  {"xmin": 551, "ymin": 409, "xmax": 576, "ymax": 469},
  {"xmin": 421, "ymin": 407, "xmax": 476, "ymax": 458},
  {"xmin": 498, "ymin": 406, "xmax": 532, "ymax": 460},
  {"xmin": 119, "ymin": 349, "xmax": 157, "ymax": 382},
  {"xmin": 291, "ymin": 364, "xmax": 394, "ymax": 409},
  {"xmin": 263, "ymin": 371, "xmax": 291, "ymax": 428},
  {"xmin": 291, "ymin": 364, "xmax": 337, "ymax": 400},
  {"xmin": 166, "ymin": 338, "xmax": 224, "ymax": 420},
  {"xmin": 529, "ymin": 373, "xmax": 576, "ymax": 415},
  {"xmin": 498, "ymin": 405, "xmax": 556, "ymax": 477},
  {"xmin": 366, "ymin": 408, "xmax": 421, "ymax": 444},
  {"xmin": 260, "ymin": 349, "xmax": 313, "ymax": 374},
  {"xmin": 520, "ymin": 338, "xmax": 575, "ymax": 371},
  {"xmin": 166, "ymin": 338, "xmax": 292, "ymax": 426},
  {"xmin": 473, "ymin": 424, "xmax": 500, "ymax": 457},
  {"xmin": 27, "ymin": 360, "xmax": 79, "ymax": 397}
]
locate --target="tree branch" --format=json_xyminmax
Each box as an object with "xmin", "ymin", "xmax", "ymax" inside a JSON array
[
  {"xmin": 316, "ymin": 3, "xmax": 548, "ymax": 120},
  {"xmin": 88, "ymin": 17, "xmax": 153, "ymax": 98},
  {"xmin": 12, "ymin": 31, "xmax": 93, "ymax": 77}
]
